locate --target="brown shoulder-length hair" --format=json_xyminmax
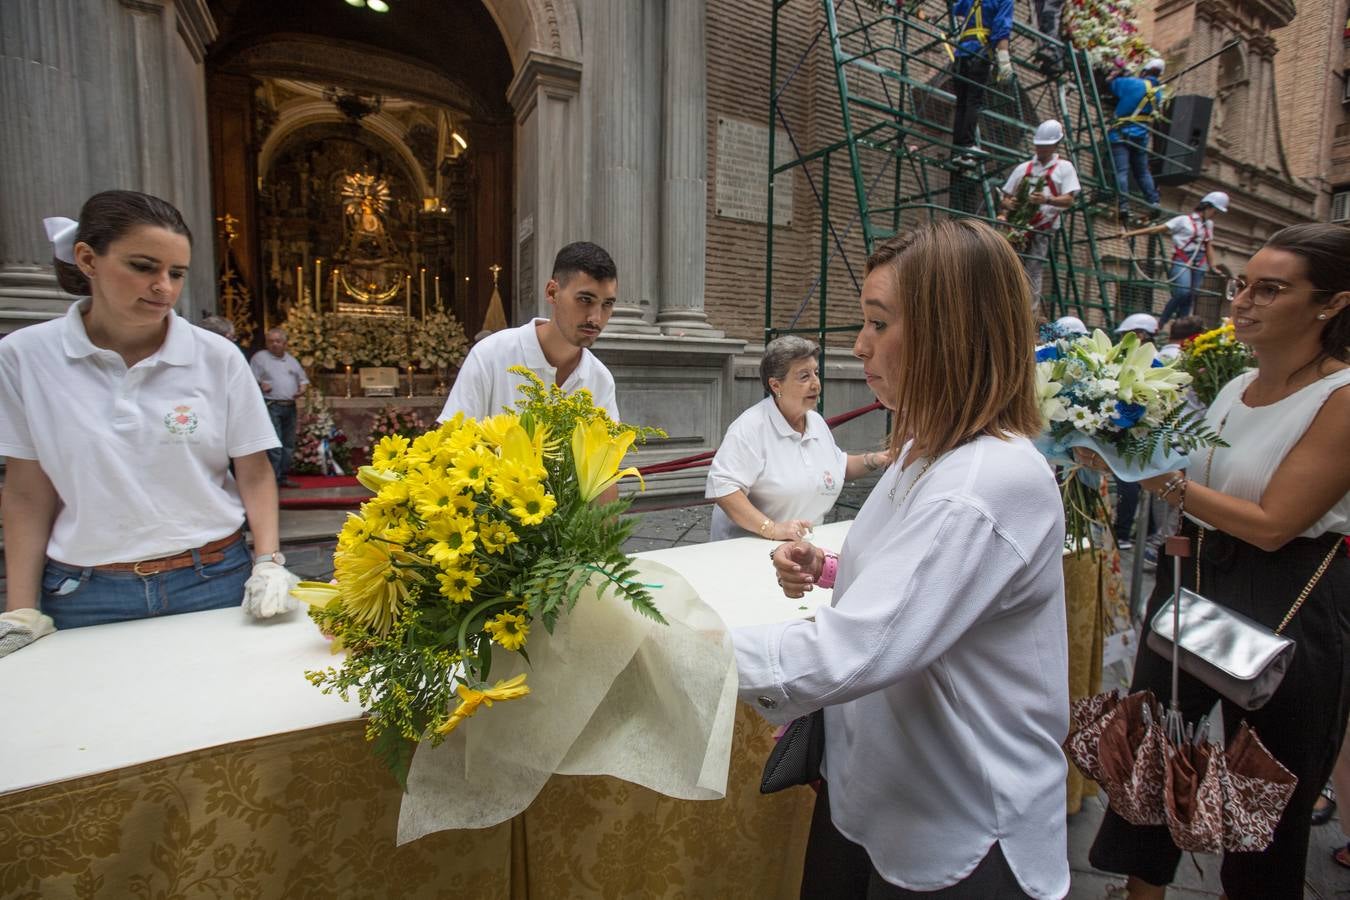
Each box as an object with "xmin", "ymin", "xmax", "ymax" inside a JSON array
[{"xmin": 866, "ymin": 218, "xmax": 1041, "ymax": 459}]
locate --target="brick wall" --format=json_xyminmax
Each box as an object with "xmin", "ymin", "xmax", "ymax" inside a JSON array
[{"xmin": 1272, "ymin": 0, "xmax": 1350, "ymax": 217}]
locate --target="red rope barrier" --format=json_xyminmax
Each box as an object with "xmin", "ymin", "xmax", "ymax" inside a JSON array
[{"xmin": 635, "ymin": 400, "xmax": 884, "ymax": 476}]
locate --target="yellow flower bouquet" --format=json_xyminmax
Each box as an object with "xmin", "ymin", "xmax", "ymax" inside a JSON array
[
  {"xmin": 1180, "ymin": 320, "xmax": 1255, "ymax": 406},
  {"xmin": 293, "ymin": 368, "xmax": 665, "ymax": 784}
]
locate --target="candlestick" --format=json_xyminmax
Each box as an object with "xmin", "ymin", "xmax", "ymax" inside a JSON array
[
  {"xmin": 434, "ymin": 275, "xmax": 441, "ymax": 310},
  {"xmin": 407, "ymin": 364, "xmax": 415, "ymax": 399},
  {"xmin": 345, "ymin": 363, "xmax": 353, "ymax": 399},
  {"xmin": 330, "ymin": 270, "xmax": 339, "ymax": 314},
  {"xmin": 405, "ymin": 275, "xmax": 412, "ymax": 317},
  {"xmin": 419, "ymin": 268, "xmax": 427, "ymax": 318},
  {"xmin": 296, "ymin": 266, "xmax": 303, "ymax": 306},
  {"xmin": 314, "ymin": 258, "xmax": 323, "ymax": 309}
]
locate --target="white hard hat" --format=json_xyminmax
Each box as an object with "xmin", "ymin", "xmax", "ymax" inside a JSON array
[
  {"xmin": 1115, "ymin": 313, "xmax": 1159, "ymax": 335},
  {"xmin": 1033, "ymin": 119, "xmax": 1065, "ymax": 146},
  {"xmin": 1201, "ymin": 191, "xmax": 1230, "ymax": 212},
  {"xmin": 1054, "ymin": 315, "xmax": 1088, "ymax": 335},
  {"xmin": 1142, "ymin": 57, "xmax": 1165, "ymax": 74}
]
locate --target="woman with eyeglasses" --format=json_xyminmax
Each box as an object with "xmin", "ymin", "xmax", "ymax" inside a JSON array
[{"xmin": 1088, "ymin": 223, "xmax": 1350, "ymax": 899}]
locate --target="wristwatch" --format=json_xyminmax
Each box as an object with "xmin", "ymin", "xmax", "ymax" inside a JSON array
[{"xmin": 255, "ymin": 551, "xmax": 286, "ymax": 566}]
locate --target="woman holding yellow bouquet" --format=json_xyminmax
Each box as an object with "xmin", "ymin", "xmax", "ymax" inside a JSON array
[
  {"xmin": 742, "ymin": 219, "xmax": 1070, "ymax": 897},
  {"xmin": 1089, "ymin": 223, "xmax": 1350, "ymax": 900}
]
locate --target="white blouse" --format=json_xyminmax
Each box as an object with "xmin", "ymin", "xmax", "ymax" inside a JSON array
[
  {"xmin": 705, "ymin": 397, "xmax": 847, "ymax": 540},
  {"xmin": 1189, "ymin": 368, "xmax": 1350, "ymax": 537},
  {"xmin": 733, "ymin": 435, "xmax": 1070, "ymax": 897}
]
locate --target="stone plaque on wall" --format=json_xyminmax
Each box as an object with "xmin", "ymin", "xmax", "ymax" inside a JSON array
[{"xmin": 715, "ymin": 117, "xmax": 794, "ymax": 227}]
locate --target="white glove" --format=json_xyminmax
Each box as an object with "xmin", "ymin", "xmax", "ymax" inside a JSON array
[
  {"xmin": 242, "ymin": 561, "xmax": 300, "ymax": 619},
  {"xmin": 996, "ymin": 48, "xmax": 1013, "ymax": 82},
  {"xmin": 0, "ymin": 608, "xmax": 56, "ymax": 658}
]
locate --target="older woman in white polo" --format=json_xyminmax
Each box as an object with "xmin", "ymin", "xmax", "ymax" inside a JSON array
[{"xmin": 706, "ymin": 336, "xmax": 888, "ymax": 541}]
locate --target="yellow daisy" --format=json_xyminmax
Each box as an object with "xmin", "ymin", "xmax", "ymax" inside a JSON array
[
  {"xmin": 370, "ymin": 434, "xmax": 411, "ymax": 471},
  {"xmin": 436, "ymin": 567, "xmax": 483, "ymax": 604},
  {"xmin": 484, "ymin": 611, "xmax": 530, "ymax": 651},
  {"xmin": 505, "ymin": 481, "xmax": 556, "ymax": 526},
  {"xmin": 412, "ymin": 476, "xmax": 463, "ymax": 521},
  {"xmin": 477, "ymin": 517, "xmax": 519, "ymax": 554},
  {"xmin": 450, "ymin": 445, "xmax": 496, "ymax": 494},
  {"xmin": 424, "ymin": 515, "xmax": 478, "ymax": 567}
]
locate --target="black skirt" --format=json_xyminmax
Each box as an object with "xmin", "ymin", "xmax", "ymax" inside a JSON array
[{"xmin": 1089, "ymin": 521, "xmax": 1350, "ymax": 899}]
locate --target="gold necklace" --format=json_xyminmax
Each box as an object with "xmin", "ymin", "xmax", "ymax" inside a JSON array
[{"xmin": 887, "ymin": 456, "xmax": 934, "ymax": 504}]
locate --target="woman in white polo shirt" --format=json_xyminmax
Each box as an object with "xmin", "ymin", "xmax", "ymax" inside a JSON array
[
  {"xmin": 0, "ymin": 191, "xmax": 298, "ymax": 658},
  {"xmin": 705, "ymin": 335, "xmax": 888, "ymax": 542}
]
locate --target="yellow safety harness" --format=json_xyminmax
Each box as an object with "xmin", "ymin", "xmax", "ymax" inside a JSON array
[
  {"xmin": 1113, "ymin": 81, "xmax": 1165, "ymax": 129},
  {"xmin": 957, "ymin": 2, "xmax": 989, "ymax": 47}
]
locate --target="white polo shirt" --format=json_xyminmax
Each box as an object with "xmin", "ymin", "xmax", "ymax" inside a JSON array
[
  {"xmin": 438, "ymin": 319, "xmax": 619, "ymax": 422},
  {"xmin": 705, "ymin": 396, "xmax": 847, "ymax": 540},
  {"xmin": 0, "ymin": 299, "xmax": 280, "ymax": 566},
  {"xmin": 732, "ymin": 435, "xmax": 1069, "ymax": 897},
  {"xmin": 1000, "ymin": 154, "xmax": 1081, "ymax": 231}
]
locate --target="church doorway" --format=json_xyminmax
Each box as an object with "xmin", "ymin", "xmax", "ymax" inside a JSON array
[{"xmin": 204, "ymin": 0, "xmax": 514, "ymax": 350}]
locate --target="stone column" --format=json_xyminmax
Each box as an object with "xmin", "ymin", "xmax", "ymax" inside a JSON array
[
  {"xmin": 586, "ymin": 0, "xmax": 656, "ymax": 333},
  {"xmin": 507, "ymin": 52, "xmax": 583, "ymax": 323},
  {"xmin": 656, "ymin": 0, "xmax": 720, "ymax": 336},
  {"xmin": 0, "ymin": 0, "xmax": 216, "ymax": 334}
]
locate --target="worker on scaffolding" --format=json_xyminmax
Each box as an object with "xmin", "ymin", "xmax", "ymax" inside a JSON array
[
  {"xmin": 1116, "ymin": 191, "xmax": 1231, "ymax": 327},
  {"xmin": 1032, "ymin": 0, "xmax": 1066, "ymax": 76},
  {"xmin": 950, "ymin": 0, "xmax": 1014, "ymax": 167},
  {"xmin": 996, "ymin": 119, "xmax": 1080, "ymax": 311},
  {"xmin": 1106, "ymin": 57, "xmax": 1166, "ymax": 224}
]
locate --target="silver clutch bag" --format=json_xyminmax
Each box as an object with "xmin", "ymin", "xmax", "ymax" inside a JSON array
[{"xmin": 1146, "ymin": 588, "xmax": 1293, "ymax": 711}]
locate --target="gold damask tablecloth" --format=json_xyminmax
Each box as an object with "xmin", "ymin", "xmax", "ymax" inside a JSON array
[
  {"xmin": 1, "ymin": 704, "xmax": 814, "ymax": 900},
  {"xmin": 1062, "ymin": 546, "xmax": 1130, "ymax": 815}
]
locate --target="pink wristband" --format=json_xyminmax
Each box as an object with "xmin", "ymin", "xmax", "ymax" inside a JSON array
[{"xmin": 817, "ymin": 553, "xmax": 839, "ymax": 589}]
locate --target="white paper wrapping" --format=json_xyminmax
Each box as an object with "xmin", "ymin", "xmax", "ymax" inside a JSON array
[{"xmin": 397, "ymin": 557, "xmax": 737, "ymax": 843}]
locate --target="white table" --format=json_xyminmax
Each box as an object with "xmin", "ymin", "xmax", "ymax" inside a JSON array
[{"xmin": 0, "ymin": 521, "xmax": 851, "ymax": 796}]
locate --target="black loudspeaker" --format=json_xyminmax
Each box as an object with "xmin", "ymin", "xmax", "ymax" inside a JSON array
[{"xmin": 1154, "ymin": 94, "xmax": 1213, "ymax": 186}]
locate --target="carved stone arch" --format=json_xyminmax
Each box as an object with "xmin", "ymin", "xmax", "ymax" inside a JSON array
[
  {"xmin": 479, "ymin": 0, "xmax": 582, "ymax": 69},
  {"xmin": 225, "ymin": 36, "xmax": 491, "ymax": 119},
  {"xmin": 258, "ymin": 102, "xmax": 432, "ymax": 201}
]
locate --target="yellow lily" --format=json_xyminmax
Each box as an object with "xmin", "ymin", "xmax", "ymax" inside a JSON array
[
  {"xmin": 570, "ymin": 419, "xmax": 644, "ymax": 501},
  {"xmin": 434, "ymin": 673, "xmax": 531, "ymax": 735},
  {"xmin": 356, "ymin": 465, "xmax": 403, "ymax": 494},
  {"xmin": 291, "ymin": 581, "xmax": 342, "ymax": 610}
]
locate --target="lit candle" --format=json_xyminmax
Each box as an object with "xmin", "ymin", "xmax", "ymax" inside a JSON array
[
  {"xmin": 296, "ymin": 266, "xmax": 303, "ymax": 306},
  {"xmin": 434, "ymin": 275, "xmax": 441, "ymax": 310},
  {"xmin": 420, "ymin": 268, "xmax": 426, "ymax": 319},
  {"xmin": 330, "ymin": 270, "xmax": 339, "ymax": 314},
  {"xmin": 405, "ymin": 275, "xmax": 412, "ymax": 316},
  {"xmin": 314, "ymin": 258, "xmax": 323, "ymax": 308}
]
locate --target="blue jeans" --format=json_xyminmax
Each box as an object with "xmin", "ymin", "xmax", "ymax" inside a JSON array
[
  {"xmin": 1111, "ymin": 139, "xmax": 1159, "ymax": 212},
  {"xmin": 266, "ymin": 400, "xmax": 298, "ymax": 482},
  {"xmin": 1159, "ymin": 259, "xmax": 1206, "ymax": 325},
  {"xmin": 40, "ymin": 537, "xmax": 251, "ymax": 630}
]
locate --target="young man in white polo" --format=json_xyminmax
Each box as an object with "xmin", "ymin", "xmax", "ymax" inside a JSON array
[
  {"xmin": 438, "ymin": 241, "xmax": 620, "ymax": 422},
  {"xmin": 997, "ymin": 119, "xmax": 1080, "ymax": 311}
]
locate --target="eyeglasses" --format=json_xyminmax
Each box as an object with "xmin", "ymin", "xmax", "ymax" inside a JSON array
[{"xmin": 1225, "ymin": 277, "xmax": 1330, "ymax": 306}]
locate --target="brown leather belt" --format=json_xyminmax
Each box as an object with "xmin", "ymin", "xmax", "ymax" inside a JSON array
[{"xmin": 95, "ymin": 530, "xmax": 245, "ymax": 576}]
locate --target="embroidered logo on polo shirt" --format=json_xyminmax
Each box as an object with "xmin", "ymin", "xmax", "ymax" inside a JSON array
[{"xmin": 163, "ymin": 405, "xmax": 199, "ymax": 436}]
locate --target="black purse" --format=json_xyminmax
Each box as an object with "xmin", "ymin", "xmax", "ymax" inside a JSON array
[{"xmin": 759, "ymin": 709, "xmax": 824, "ymax": 794}]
